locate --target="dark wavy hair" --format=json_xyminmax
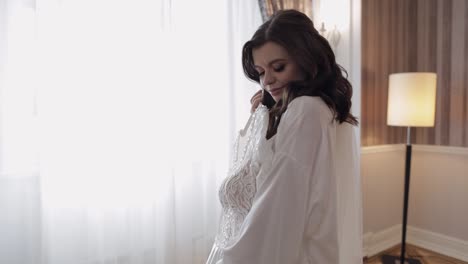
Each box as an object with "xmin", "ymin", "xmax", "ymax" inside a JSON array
[{"xmin": 242, "ymin": 9, "xmax": 358, "ymax": 139}]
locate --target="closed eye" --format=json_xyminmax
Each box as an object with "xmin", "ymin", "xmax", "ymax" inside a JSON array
[{"xmin": 273, "ymin": 65, "xmax": 285, "ymax": 72}]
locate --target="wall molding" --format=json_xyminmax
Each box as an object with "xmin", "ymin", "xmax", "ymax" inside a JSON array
[
  {"xmin": 412, "ymin": 144, "xmax": 468, "ymax": 156},
  {"xmin": 361, "ymin": 144, "xmax": 404, "ymax": 154},
  {"xmin": 363, "ymin": 225, "xmax": 401, "ymax": 258},
  {"xmin": 363, "ymin": 225, "xmax": 468, "ymax": 262},
  {"xmin": 361, "ymin": 144, "xmax": 468, "ymax": 156},
  {"xmin": 408, "ymin": 226, "xmax": 468, "ymax": 262}
]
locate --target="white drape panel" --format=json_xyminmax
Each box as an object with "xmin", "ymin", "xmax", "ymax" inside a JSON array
[
  {"xmin": 0, "ymin": 2, "xmax": 41, "ymax": 263},
  {"xmin": 226, "ymin": 0, "xmax": 263, "ymax": 132},
  {"xmin": 0, "ymin": 0, "xmax": 262, "ymax": 263}
]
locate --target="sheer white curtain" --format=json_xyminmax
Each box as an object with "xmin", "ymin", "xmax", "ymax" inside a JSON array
[{"xmin": 0, "ymin": 0, "xmax": 262, "ymax": 263}]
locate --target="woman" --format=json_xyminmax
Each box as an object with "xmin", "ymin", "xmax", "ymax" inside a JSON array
[{"xmin": 206, "ymin": 9, "xmax": 362, "ymax": 264}]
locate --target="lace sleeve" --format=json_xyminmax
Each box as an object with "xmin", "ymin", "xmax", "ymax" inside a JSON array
[{"xmin": 214, "ymin": 105, "xmax": 269, "ymax": 250}]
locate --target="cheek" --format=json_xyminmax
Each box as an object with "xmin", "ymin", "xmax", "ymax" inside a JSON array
[{"xmin": 283, "ymin": 67, "xmax": 304, "ymax": 81}]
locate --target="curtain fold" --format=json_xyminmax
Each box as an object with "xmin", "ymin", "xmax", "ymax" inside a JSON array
[
  {"xmin": 0, "ymin": 0, "xmax": 263, "ymax": 263},
  {"xmin": 258, "ymin": 0, "xmax": 312, "ymax": 22}
]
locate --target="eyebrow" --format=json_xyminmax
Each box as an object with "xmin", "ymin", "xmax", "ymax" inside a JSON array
[{"xmin": 254, "ymin": 58, "xmax": 287, "ymax": 69}]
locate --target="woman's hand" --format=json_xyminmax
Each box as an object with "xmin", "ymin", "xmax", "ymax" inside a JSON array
[{"xmin": 250, "ymin": 90, "xmax": 263, "ymax": 113}]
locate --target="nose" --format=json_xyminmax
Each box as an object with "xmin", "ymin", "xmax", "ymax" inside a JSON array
[{"xmin": 262, "ymin": 70, "xmax": 275, "ymax": 87}]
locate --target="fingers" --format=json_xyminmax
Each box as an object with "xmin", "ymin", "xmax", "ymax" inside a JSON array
[
  {"xmin": 250, "ymin": 90, "xmax": 263, "ymax": 113},
  {"xmin": 250, "ymin": 90, "xmax": 262, "ymax": 105}
]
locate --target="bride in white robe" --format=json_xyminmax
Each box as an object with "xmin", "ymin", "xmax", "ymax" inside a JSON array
[{"xmin": 206, "ymin": 97, "xmax": 362, "ymax": 264}]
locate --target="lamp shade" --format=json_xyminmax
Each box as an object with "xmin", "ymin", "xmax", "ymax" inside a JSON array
[{"xmin": 387, "ymin": 72, "xmax": 437, "ymax": 127}]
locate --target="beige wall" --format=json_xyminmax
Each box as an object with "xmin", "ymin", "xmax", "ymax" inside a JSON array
[
  {"xmin": 409, "ymin": 146, "xmax": 468, "ymax": 241},
  {"xmin": 362, "ymin": 145, "xmax": 405, "ymax": 234},
  {"xmin": 361, "ymin": 145, "xmax": 468, "ymax": 241}
]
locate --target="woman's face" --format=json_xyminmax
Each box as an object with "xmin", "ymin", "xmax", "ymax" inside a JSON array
[{"xmin": 252, "ymin": 41, "xmax": 305, "ymax": 102}]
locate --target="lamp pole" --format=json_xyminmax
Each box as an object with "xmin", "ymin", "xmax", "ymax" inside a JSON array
[
  {"xmin": 382, "ymin": 128, "xmax": 421, "ymax": 264},
  {"xmin": 401, "ymin": 126, "xmax": 412, "ymax": 264}
]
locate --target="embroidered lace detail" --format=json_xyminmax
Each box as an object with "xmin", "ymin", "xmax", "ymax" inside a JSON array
[{"xmin": 214, "ymin": 105, "xmax": 269, "ymax": 249}]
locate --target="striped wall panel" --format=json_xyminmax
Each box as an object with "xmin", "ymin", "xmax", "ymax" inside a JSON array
[{"xmin": 361, "ymin": 0, "xmax": 468, "ymax": 147}]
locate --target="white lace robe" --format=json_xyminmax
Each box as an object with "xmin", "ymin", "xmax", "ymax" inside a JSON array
[{"xmin": 206, "ymin": 96, "xmax": 362, "ymax": 264}]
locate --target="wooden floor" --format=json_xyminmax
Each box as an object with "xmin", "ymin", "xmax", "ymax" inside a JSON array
[{"xmin": 364, "ymin": 244, "xmax": 468, "ymax": 264}]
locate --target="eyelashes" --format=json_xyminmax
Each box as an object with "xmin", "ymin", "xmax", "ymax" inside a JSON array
[
  {"xmin": 273, "ymin": 65, "xmax": 285, "ymax": 72},
  {"xmin": 258, "ymin": 64, "xmax": 286, "ymax": 76}
]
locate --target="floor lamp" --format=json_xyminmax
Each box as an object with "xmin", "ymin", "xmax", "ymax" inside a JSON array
[{"xmin": 381, "ymin": 72, "xmax": 437, "ymax": 264}]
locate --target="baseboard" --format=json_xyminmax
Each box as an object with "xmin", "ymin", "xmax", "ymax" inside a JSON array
[
  {"xmin": 363, "ymin": 225, "xmax": 401, "ymax": 258},
  {"xmin": 364, "ymin": 225, "xmax": 468, "ymax": 262},
  {"xmin": 407, "ymin": 226, "xmax": 468, "ymax": 262}
]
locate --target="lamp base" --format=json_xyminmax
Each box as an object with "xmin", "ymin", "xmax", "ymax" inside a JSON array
[{"xmin": 381, "ymin": 254, "xmax": 422, "ymax": 264}]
